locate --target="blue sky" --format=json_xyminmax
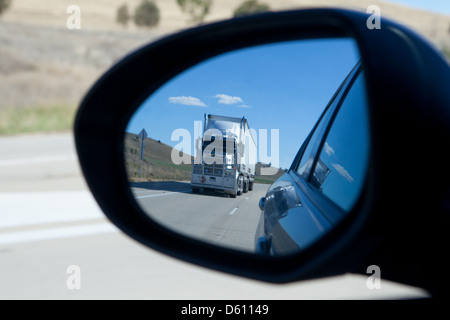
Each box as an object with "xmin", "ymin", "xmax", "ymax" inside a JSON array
[
  {"xmin": 386, "ymin": 0, "xmax": 450, "ymax": 14},
  {"xmin": 127, "ymin": 38, "xmax": 360, "ymax": 169}
]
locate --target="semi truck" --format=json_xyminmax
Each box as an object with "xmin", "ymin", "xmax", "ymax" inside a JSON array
[{"xmin": 191, "ymin": 114, "xmax": 257, "ymax": 198}]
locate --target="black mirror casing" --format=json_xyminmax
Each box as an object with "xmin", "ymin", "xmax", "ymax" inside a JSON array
[{"xmin": 74, "ymin": 8, "xmax": 450, "ymax": 297}]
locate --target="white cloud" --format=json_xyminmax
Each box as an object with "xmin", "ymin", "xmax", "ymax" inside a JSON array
[
  {"xmin": 324, "ymin": 142, "xmax": 335, "ymax": 156},
  {"xmin": 168, "ymin": 96, "xmax": 207, "ymax": 107},
  {"xmin": 331, "ymin": 163, "xmax": 354, "ymax": 182},
  {"xmin": 215, "ymin": 94, "xmax": 243, "ymax": 105},
  {"xmin": 238, "ymin": 104, "xmax": 252, "ymax": 108}
]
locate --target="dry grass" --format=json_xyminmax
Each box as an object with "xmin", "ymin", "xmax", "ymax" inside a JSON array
[
  {"xmin": 0, "ymin": 21, "xmax": 154, "ymax": 110},
  {"xmin": 0, "ymin": 104, "xmax": 77, "ymax": 135},
  {"xmin": 2, "ymin": 0, "xmax": 449, "ymax": 41},
  {"xmin": 0, "ymin": 18, "xmax": 156, "ymax": 135},
  {"xmin": 123, "ymin": 132, "xmax": 285, "ymax": 184},
  {"xmin": 1, "ymin": 0, "xmax": 449, "ymax": 135},
  {"xmin": 124, "ymin": 133, "xmax": 193, "ymax": 181}
]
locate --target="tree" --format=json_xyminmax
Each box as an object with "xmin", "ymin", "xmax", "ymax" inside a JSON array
[
  {"xmin": 0, "ymin": 0, "xmax": 12, "ymax": 17},
  {"xmin": 116, "ymin": 3, "xmax": 130, "ymax": 27},
  {"xmin": 177, "ymin": 0, "xmax": 212, "ymax": 24},
  {"xmin": 233, "ymin": 0, "xmax": 270, "ymax": 18},
  {"xmin": 134, "ymin": 0, "xmax": 160, "ymax": 28}
]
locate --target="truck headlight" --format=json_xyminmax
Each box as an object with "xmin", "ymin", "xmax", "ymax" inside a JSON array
[
  {"xmin": 225, "ymin": 169, "xmax": 234, "ymax": 176},
  {"xmin": 193, "ymin": 165, "xmax": 202, "ymax": 174}
]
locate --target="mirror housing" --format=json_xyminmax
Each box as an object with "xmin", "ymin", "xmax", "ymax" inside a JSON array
[
  {"xmin": 75, "ymin": 8, "xmax": 450, "ymax": 297},
  {"xmin": 259, "ymin": 197, "xmax": 265, "ymax": 211}
]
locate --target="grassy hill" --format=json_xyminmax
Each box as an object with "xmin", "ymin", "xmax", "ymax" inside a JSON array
[
  {"xmin": 124, "ymin": 132, "xmax": 192, "ymax": 182},
  {"xmin": 124, "ymin": 132, "xmax": 285, "ymax": 184},
  {"xmin": 1, "ymin": 1, "xmax": 449, "ymax": 135},
  {"xmin": 3, "ymin": 0, "xmax": 450, "ymax": 44}
]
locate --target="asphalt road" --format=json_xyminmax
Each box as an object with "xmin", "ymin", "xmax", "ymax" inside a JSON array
[
  {"xmin": 132, "ymin": 182, "xmax": 268, "ymax": 253},
  {"xmin": 0, "ymin": 133, "xmax": 87, "ymax": 192},
  {"xmin": 0, "ymin": 133, "xmax": 430, "ymax": 299}
]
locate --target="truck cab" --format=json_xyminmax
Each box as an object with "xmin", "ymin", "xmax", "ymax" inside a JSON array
[{"xmin": 191, "ymin": 114, "xmax": 256, "ymax": 198}]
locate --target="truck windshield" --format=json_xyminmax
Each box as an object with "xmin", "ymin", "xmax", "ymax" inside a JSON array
[
  {"xmin": 202, "ymin": 138, "xmax": 236, "ymax": 164},
  {"xmin": 206, "ymin": 120, "xmax": 240, "ymax": 136}
]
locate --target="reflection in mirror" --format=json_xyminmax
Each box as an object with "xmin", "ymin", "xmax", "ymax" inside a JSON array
[{"xmin": 124, "ymin": 38, "xmax": 369, "ymax": 256}]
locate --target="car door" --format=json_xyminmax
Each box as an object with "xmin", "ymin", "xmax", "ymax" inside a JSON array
[{"xmin": 260, "ymin": 64, "xmax": 371, "ymax": 256}]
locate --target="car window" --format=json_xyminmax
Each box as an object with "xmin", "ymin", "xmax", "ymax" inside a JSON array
[
  {"xmin": 295, "ymin": 96, "xmax": 338, "ymax": 179},
  {"xmin": 295, "ymin": 69, "xmax": 356, "ymax": 179},
  {"xmin": 310, "ymin": 71, "xmax": 370, "ymax": 211}
]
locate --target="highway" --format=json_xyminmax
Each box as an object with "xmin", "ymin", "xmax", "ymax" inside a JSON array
[
  {"xmin": 131, "ymin": 182, "xmax": 268, "ymax": 253},
  {"xmin": 0, "ymin": 133, "xmax": 430, "ymax": 299}
]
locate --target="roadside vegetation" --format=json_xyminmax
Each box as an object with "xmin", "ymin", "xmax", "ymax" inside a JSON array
[
  {"xmin": 124, "ymin": 132, "xmax": 285, "ymax": 184},
  {"xmin": 0, "ymin": 105, "xmax": 77, "ymax": 135},
  {"xmin": 2, "ymin": 1, "xmax": 447, "ymax": 138},
  {"xmin": 124, "ymin": 132, "xmax": 192, "ymax": 182},
  {"xmin": 442, "ymin": 46, "xmax": 450, "ymax": 61},
  {"xmin": 116, "ymin": 1, "xmax": 160, "ymax": 28},
  {"xmin": 233, "ymin": 0, "xmax": 270, "ymax": 17},
  {"xmin": 0, "ymin": 0, "xmax": 12, "ymax": 17},
  {"xmin": 177, "ymin": 0, "xmax": 212, "ymax": 24}
]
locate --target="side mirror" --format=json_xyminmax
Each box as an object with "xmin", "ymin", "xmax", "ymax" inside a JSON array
[
  {"xmin": 75, "ymin": 8, "xmax": 450, "ymax": 297},
  {"xmin": 259, "ymin": 197, "xmax": 265, "ymax": 211}
]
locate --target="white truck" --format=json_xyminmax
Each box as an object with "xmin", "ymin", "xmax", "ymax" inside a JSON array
[{"xmin": 191, "ymin": 114, "xmax": 257, "ymax": 198}]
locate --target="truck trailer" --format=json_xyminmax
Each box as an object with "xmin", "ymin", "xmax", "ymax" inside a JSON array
[{"xmin": 191, "ymin": 114, "xmax": 257, "ymax": 198}]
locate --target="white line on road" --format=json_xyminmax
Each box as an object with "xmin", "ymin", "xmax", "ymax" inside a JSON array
[
  {"xmin": 131, "ymin": 190, "xmax": 162, "ymax": 194},
  {"xmin": 0, "ymin": 191, "xmax": 105, "ymax": 228},
  {"xmin": 0, "ymin": 154, "xmax": 77, "ymax": 167},
  {"xmin": 0, "ymin": 222, "xmax": 118, "ymax": 245},
  {"xmin": 135, "ymin": 190, "xmax": 190, "ymax": 199},
  {"xmin": 228, "ymin": 208, "xmax": 238, "ymax": 215}
]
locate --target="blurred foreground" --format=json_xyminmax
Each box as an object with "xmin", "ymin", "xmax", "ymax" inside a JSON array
[{"xmin": 0, "ymin": 133, "xmax": 430, "ymax": 299}]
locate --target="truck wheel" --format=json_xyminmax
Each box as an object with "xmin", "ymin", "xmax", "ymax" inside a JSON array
[
  {"xmin": 191, "ymin": 187, "xmax": 200, "ymax": 193},
  {"xmin": 248, "ymin": 182, "xmax": 254, "ymax": 191},
  {"xmin": 237, "ymin": 176, "xmax": 243, "ymax": 196},
  {"xmin": 243, "ymin": 181, "xmax": 249, "ymax": 193}
]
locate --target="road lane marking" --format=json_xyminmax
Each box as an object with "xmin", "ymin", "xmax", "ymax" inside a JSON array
[
  {"xmin": 228, "ymin": 208, "xmax": 238, "ymax": 215},
  {"xmin": 0, "ymin": 222, "xmax": 118, "ymax": 245},
  {"xmin": 0, "ymin": 154, "xmax": 77, "ymax": 167},
  {"xmin": 132, "ymin": 189, "xmax": 189, "ymax": 195},
  {"xmin": 131, "ymin": 190, "xmax": 162, "ymax": 194},
  {"xmin": 135, "ymin": 190, "xmax": 190, "ymax": 199},
  {"xmin": 0, "ymin": 191, "xmax": 105, "ymax": 228},
  {"xmin": 245, "ymin": 197, "xmax": 249, "ymax": 200}
]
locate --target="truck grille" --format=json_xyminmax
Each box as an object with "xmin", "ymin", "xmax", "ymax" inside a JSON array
[{"xmin": 204, "ymin": 164, "xmax": 223, "ymax": 176}]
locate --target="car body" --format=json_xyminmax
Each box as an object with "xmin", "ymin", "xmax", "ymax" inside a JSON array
[{"xmin": 255, "ymin": 61, "xmax": 368, "ymax": 256}]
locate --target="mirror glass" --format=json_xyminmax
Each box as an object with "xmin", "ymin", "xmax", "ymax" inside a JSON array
[{"xmin": 124, "ymin": 38, "xmax": 369, "ymax": 256}]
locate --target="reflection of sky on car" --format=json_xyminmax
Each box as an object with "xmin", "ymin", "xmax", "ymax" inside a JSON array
[
  {"xmin": 127, "ymin": 38, "xmax": 360, "ymax": 169},
  {"xmin": 314, "ymin": 73, "xmax": 369, "ymax": 211}
]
